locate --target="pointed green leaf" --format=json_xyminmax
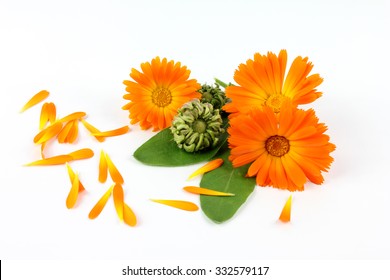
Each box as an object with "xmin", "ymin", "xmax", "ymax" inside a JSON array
[
  {"xmin": 133, "ymin": 128, "xmax": 228, "ymax": 166},
  {"xmin": 200, "ymin": 146, "xmax": 256, "ymax": 223}
]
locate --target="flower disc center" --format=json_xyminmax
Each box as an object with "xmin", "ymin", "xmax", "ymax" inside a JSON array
[
  {"xmin": 152, "ymin": 87, "xmax": 172, "ymax": 107},
  {"xmin": 193, "ymin": 119, "xmax": 207, "ymax": 133},
  {"xmin": 265, "ymin": 93, "xmax": 285, "ymax": 113},
  {"xmin": 265, "ymin": 135, "xmax": 290, "ymax": 157}
]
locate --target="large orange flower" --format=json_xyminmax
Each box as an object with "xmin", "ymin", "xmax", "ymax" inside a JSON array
[
  {"xmin": 223, "ymin": 50, "xmax": 323, "ymax": 115},
  {"xmin": 228, "ymin": 102, "xmax": 335, "ymax": 191},
  {"xmin": 123, "ymin": 57, "xmax": 201, "ymax": 131}
]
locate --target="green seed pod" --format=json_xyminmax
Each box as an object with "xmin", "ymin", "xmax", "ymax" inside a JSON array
[
  {"xmin": 170, "ymin": 99, "xmax": 225, "ymax": 153},
  {"xmin": 198, "ymin": 83, "xmax": 228, "ymax": 110}
]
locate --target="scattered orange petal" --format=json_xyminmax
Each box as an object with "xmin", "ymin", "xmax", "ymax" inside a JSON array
[
  {"xmin": 113, "ymin": 183, "xmax": 124, "ymax": 221},
  {"xmin": 47, "ymin": 102, "xmax": 56, "ymax": 124},
  {"xmin": 99, "ymin": 150, "xmax": 108, "ymax": 183},
  {"xmin": 25, "ymin": 155, "xmax": 73, "ymax": 166},
  {"xmin": 279, "ymin": 195, "xmax": 292, "ymax": 223},
  {"xmin": 57, "ymin": 121, "xmax": 74, "ymax": 143},
  {"xmin": 66, "ymin": 163, "xmax": 85, "ymax": 192},
  {"xmin": 57, "ymin": 112, "xmax": 86, "ymax": 123},
  {"xmin": 105, "ymin": 153, "xmax": 124, "ymax": 184},
  {"xmin": 33, "ymin": 122, "xmax": 63, "ymax": 144},
  {"xmin": 123, "ymin": 203, "xmax": 137, "ymax": 227},
  {"xmin": 187, "ymin": 158, "xmax": 224, "ymax": 180},
  {"xmin": 150, "ymin": 199, "xmax": 199, "ymax": 211},
  {"xmin": 67, "ymin": 148, "xmax": 94, "ymax": 160},
  {"xmin": 39, "ymin": 103, "xmax": 50, "ymax": 130},
  {"xmin": 20, "ymin": 90, "xmax": 49, "ymax": 112},
  {"xmin": 66, "ymin": 120, "xmax": 79, "ymax": 143},
  {"xmin": 66, "ymin": 172, "xmax": 80, "ymax": 209},
  {"xmin": 183, "ymin": 186, "xmax": 235, "ymax": 196},
  {"xmin": 88, "ymin": 185, "xmax": 114, "ymax": 219},
  {"xmin": 41, "ymin": 142, "xmax": 46, "ymax": 159},
  {"xmin": 81, "ymin": 119, "xmax": 105, "ymax": 142},
  {"xmin": 91, "ymin": 125, "xmax": 130, "ymax": 137}
]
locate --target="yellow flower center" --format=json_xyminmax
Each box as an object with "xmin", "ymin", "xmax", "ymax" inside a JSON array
[
  {"xmin": 152, "ymin": 87, "xmax": 172, "ymax": 107},
  {"xmin": 265, "ymin": 93, "xmax": 286, "ymax": 113},
  {"xmin": 265, "ymin": 135, "xmax": 290, "ymax": 157}
]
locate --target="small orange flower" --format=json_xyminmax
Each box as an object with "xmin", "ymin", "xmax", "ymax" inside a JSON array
[
  {"xmin": 123, "ymin": 56, "xmax": 201, "ymax": 131},
  {"xmin": 228, "ymin": 102, "xmax": 335, "ymax": 191},
  {"xmin": 223, "ymin": 50, "xmax": 323, "ymax": 116}
]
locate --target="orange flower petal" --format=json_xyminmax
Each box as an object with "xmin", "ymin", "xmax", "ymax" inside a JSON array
[
  {"xmin": 279, "ymin": 195, "xmax": 292, "ymax": 223},
  {"xmin": 88, "ymin": 185, "xmax": 114, "ymax": 219},
  {"xmin": 67, "ymin": 148, "xmax": 94, "ymax": 160},
  {"xmin": 123, "ymin": 203, "xmax": 137, "ymax": 227},
  {"xmin": 66, "ymin": 120, "xmax": 79, "ymax": 143},
  {"xmin": 47, "ymin": 102, "xmax": 56, "ymax": 124},
  {"xmin": 66, "ymin": 172, "xmax": 80, "ymax": 209},
  {"xmin": 187, "ymin": 158, "xmax": 224, "ymax": 180},
  {"xmin": 99, "ymin": 150, "xmax": 108, "ymax": 183},
  {"xmin": 25, "ymin": 155, "xmax": 73, "ymax": 166},
  {"xmin": 105, "ymin": 153, "xmax": 124, "ymax": 184},
  {"xmin": 57, "ymin": 121, "xmax": 74, "ymax": 143},
  {"xmin": 39, "ymin": 103, "xmax": 50, "ymax": 130},
  {"xmin": 41, "ymin": 142, "xmax": 46, "ymax": 159},
  {"xmin": 81, "ymin": 119, "xmax": 105, "ymax": 142},
  {"xmin": 66, "ymin": 163, "xmax": 85, "ymax": 192},
  {"xmin": 150, "ymin": 199, "xmax": 199, "ymax": 211},
  {"xmin": 20, "ymin": 90, "xmax": 49, "ymax": 112},
  {"xmin": 33, "ymin": 122, "xmax": 63, "ymax": 144},
  {"xmin": 91, "ymin": 125, "xmax": 130, "ymax": 137},
  {"xmin": 113, "ymin": 183, "xmax": 124, "ymax": 221},
  {"xmin": 57, "ymin": 112, "xmax": 86, "ymax": 123},
  {"xmin": 183, "ymin": 186, "xmax": 235, "ymax": 197}
]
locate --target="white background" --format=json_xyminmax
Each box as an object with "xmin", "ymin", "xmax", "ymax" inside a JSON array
[{"xmin": 0, "ymin": 0, "xmax": 389, "ymax": 261}]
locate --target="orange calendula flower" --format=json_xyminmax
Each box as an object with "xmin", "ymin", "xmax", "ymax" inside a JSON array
[
  {"xmin": 223, "ymin": 50, "xmax": 323, "ymax": 115},
  {"xmin": 228, "ymin": 102, "xmax": 335, "ymax": 191},
  {"xmin": 150, "ymin": 199, "xmax": 199, "ymax": 211},
  {"xmin": 20, "ymin": 90, "xmax": 50, "ymax": 113},
  {"xmin": 187, "ymin": 158, "xmax": 223, "ymax": 180},
  {"xmin": 279, "ymin": 195, "xmax": 292, "ymax": 222},
  {"xmin": 123, "ymin": 56, "xmax": 201, "ymax": 131}
]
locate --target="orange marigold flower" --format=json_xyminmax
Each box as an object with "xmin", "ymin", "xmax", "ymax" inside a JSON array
[
  {"xmin": 228, "ymin": 102, "xmax": 335, "ymax": 191},
  {"xmin": 123, "ymin": 56, "xmax": 201, "ymax": 131},
  {"xmin": 223, "ymin": 50, "xmax": 323, "ymax": 115}
]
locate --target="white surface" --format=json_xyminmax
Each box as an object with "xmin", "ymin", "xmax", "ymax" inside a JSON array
[{"xmin": 0, "ymin": 0, "xmax": 389, "ymax": 260}]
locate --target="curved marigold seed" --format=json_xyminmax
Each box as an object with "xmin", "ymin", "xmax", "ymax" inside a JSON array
[
  {"xmin": 66, "ymin": 173, "xmax": 80, "ymax": 209},
  {"xmin": 187, "ymin": 158, "xmax": 224, "ymax": 180},
  {"xmin": 91, "ymin": 125, "xmax": 130, "ymax": 137},
  {"xmin": 33, "ymin": 122, "xmax": 63, "ymax": 144},
  {"xmin": 57, "ymin": 112, "xmax": 86, "ymax": 123},
  {"xmin": 113, "ymin": 183, "xmax": 124, "ymax": 221},
  {"xmin": 105, "ymin": 153, "xmax": 124, "ymax": 184},
  {"xmin": 25, "ymin": 155, "xmax": 73, "ymax": 166},
  {"xmin": 150, "ymin": 199, "xmax": 199, "ymax": 211},
  {"xmin": 67, "ymin": 148, "xmax": 94, "ymax": 160},
  {"xmin": 39, "ymin": 103, "xmax": 50, "ymax": 130},
  {"xmin": 183, "ymin": 186, "xmax": 235, "ymax": 197},
  {"xmin": 99, "ymin": 150, "xmax": 108, "ymax": 183},
  {"xmin": 88, "ymin": 185, "xmax": 114, "ymax": 219},
  {"xmin": 279, "ymin": 195, "xmax": 292, "ymax": 223},
  {"xmin": 20, "ymin": 90, "xmax": 49, "ymax": 113},
  {"xmin": 66, "ymin": 163, "xmax": 85, "ymax": 192},
  {"xmin": 123, "ymin": 203, "xmax": 137, "ymax": 227},
  {"xmin": 81, "ymin": 119, "xmax": 105, "ymax": 142}
]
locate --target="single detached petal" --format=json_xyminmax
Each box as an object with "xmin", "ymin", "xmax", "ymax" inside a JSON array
[
  {"xmin": 99, "ymin": 150, "xmax": 108, "ymax": 183},
  {"xmin": 66, "ymin": 173, "xmax": 80, "ymax": 209},
  {"xmin": 47, "ymin": 102, "xmax": 56, "ymax": 124},
  {"xmin": 39, "ymin": 103, "xmax": 50, "ymax": 130},
  {"xmin": 88, "ymin": 185, "xmax": 114, "ymax": 219},
  {"xmin": 113, "ymin": 183, "xmax": 124, "ymax": 221},
  {"xmin": 57, "ymin": 112, "xmax": 86, "ymax": 123},
  {"xmin": 67, "ymin": 148, "xmax": 94, "ymax": 160},
  {"xmin": 40, "ymin": 142, "xmax": 46, "ymax": 159},
  {"xmin": 150, "ymin": 199, "xmax": 199, "ymax": 211},
  {"xmin": 91, "ymin": 125, "xmax": 130, "ymax": 137},
  {"xmin": 183, "ymin": 186, "xmax": 235, "ymax": 196},
  {"xmin": 81, "ymin": 119, "xmax": 105, "ymax": 142},
  {"xmin": 105, "ymin": 153, "xmax": 124, "ymax": 184},
  {"xmin": 279, "ymin": 195, "xmax": 292, "ymax": 223},
  {"xmin": 57, "ymin": 121, "xmax": 74, "ymax": 143},
  {"xmin": 66, "ymin": 120, "xmax": 79, "ymax": 143},
  {"xmin": 123, "ymin": 203, "xmax": 137, "ymax": 227},
  {"xmin": 25, "ymin": 155, "xmax": 73, "ymax": 166},
  {"xmin": 187, "ymin": 158, "xmax": 224, "ymax": 180},
  {"xmin": 20, "ymin": 90, "xmax": 49, "ymax": 112},
  {"xmin": 66, "ymin": 163, "xmax": 85, "ymax": 191},
  {"xmin": 33, "ymin": 122, "xmax": 63, "ymax": 144}
]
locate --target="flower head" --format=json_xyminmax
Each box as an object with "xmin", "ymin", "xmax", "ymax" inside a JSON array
[
  {"xmin": 198, "ymin": 83, "xmax": 228, "ymax": 110},
  {"xmin": 123, "ymin": 57, "xmax": 201, "ymax": 131},
  {"xmin": 170, "ymin": 99, "xmax": 224, "ymax": 153},
  {"xmin": 228, "ymin": 102, "xmax": 335, "ymax": 191},
  {"xmin": 223, "ymin": 50, "xmax": 323, "ymax": 115}
]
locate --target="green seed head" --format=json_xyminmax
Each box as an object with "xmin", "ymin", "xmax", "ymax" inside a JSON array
[{"xmin": 198, "ymin": 83, "xmax": 228, "ymax": 110}]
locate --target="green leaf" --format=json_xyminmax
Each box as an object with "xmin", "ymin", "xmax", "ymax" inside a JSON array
[
  {"xmin": 133, "ymin": 127, "xmax": 228, "ymax": 167},
  {"xmin": 200, "ymin": 146, "xmax": 256, "ymax": 223}
]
